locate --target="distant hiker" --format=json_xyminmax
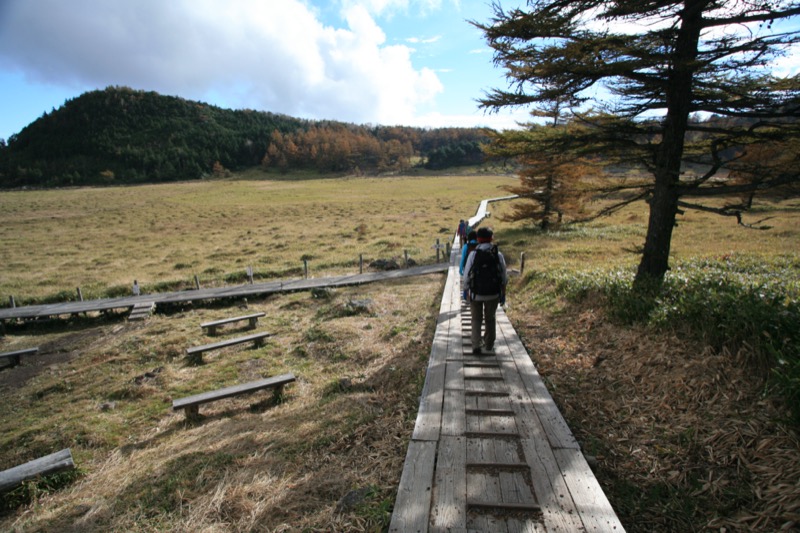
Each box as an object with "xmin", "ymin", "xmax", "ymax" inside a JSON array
[
  {"xmin": 457, "ymin": 219, "xmax": 467, "ymax": 242},
  {"xmin": 462, "ymin": 227, "xmax": 507, "ymax": 355},
  {"xmin": 459, "ymin": 230, "xmax": 478, "ymax": 276}
]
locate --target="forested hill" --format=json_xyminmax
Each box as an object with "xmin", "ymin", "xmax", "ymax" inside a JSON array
[{"xmin": 0, "ymin": 86, "xmax": 489, "ymax": 188}]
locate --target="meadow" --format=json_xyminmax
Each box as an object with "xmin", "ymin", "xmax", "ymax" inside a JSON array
[
  {"xmin": 0, "ymin": 170, "xmax": 514, "ymax": 304},
  {"xmin": 1, "ymin": 171, "xmax": 799, "ymax": 531}
]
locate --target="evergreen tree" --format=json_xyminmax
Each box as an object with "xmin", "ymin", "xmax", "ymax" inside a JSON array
[{"xmin": 474, "ymin": 0, "xmax": 800, "ymax": 285}]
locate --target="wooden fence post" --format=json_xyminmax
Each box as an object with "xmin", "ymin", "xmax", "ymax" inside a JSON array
[
  {"xmin": 520, "ymin": 252, "xmax": 526, "ymax": 276},
  {"xmin": 76, "ymin": 287, "xmax": 83, "ymax": 302},
  {"xmin": 359, "ymin": 254, "xmax": 363, "ymax": 274},
  {"xmin": 436, "ymin": 238, "xmax": 441, "ymax": 262},
  {"xmin": 194, "ymin": 275, "xmax": 201, "ymax": 290},
  {"xmin": 247, "ymin": 266, "xmax": 254, "ymax": 284},
  {"xmin": 304, "ymin": 259, "xmax": 308, "ymax": 279},
  {"xmin": 9, "ymin": 296, "xmax": 16, "ymax": 308},
  {"xmin": 404, "ymin": 250, "xmax": 409, "ymax": 268}
]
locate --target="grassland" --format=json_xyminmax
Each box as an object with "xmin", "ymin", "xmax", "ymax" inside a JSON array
[
  {"xmin": 1, "ymin": 171, "xmax": 799, "ymax": 532},
  {"xmin": 0, "ymin": 170, "xmax": 514, "ymax": 304}
]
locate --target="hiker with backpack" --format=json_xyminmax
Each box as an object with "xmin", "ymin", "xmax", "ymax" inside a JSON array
[
  {"xmin": 457, "ymin": 219, "xmax": 467, "ymax": 243},
  {"xmin": 459, "ymin": 230, "xmax": 478, "ymax": 276},
  {"xmin": 462, "ymin": 227, "xmax": 508, "ymax": 355}
]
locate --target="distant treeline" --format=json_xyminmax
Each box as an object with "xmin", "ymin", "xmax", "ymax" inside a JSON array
[{"xmin": 0, "ymin": 86, "xmax": 490, "ymax": 188}]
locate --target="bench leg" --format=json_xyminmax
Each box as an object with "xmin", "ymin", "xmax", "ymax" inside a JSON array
[
  {"xmin": 254, "ymin": 337, "xmax": 266, "ymax": 348},
  {"xmin": 184, "ymin": 405, "xmax": 200, "ymax": 421},
  {"xmin": 248, "ymin": 317, "xmax": 258, "ymax": 329},
  {"xmin": 272, "ymin": 384, "xmax": 285, "ymax": 403},
  {"xmin": 10, "ymin": 355, "xmax": 20, "ymax": 368},
  {"xmin": 207, "ymin": 326, "xmax": 217, "ymax": 336},
  {"xmin": 187, "ymin": 353, "xmax": 204, "ymax": 366}
]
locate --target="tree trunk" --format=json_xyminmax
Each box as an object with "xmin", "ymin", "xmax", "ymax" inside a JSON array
[
  {"xmin": 636, "ymin": 182, "xmax": 679, "ymax": 284},
  {"xmin": 634, "ymin": 0, "xmax": 705, "ymax": 287}
]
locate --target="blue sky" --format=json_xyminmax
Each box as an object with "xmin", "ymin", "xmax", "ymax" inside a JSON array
[
  {"xmin": 0, "ymin": 0, "xmax": 532, "ymax": 141},
  {"xmin": 1, "ymin": 1, "xmax": 798, "ymax": 142}
]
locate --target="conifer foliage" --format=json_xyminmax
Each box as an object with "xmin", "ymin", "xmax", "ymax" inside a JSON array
[
  {"xmin": 474, "ymin": 0, "xmax": 800, "ymax": 284},
  {"xmin": 0, "ymin": 87, "xmax": 489, "ymax": 188}
]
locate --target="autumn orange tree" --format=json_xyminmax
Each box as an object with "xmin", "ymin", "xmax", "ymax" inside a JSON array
[
  {"xmin": 484, "ymin": 112, "xmax": 602, "ymax": 229},
  {"xmin": 474, "ymin": 0, "xmax": 800, "ymax": 286}
]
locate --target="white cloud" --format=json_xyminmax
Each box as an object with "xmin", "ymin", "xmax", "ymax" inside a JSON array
[
  {"xmin": 408, "ymin": 108, "xmax": 528, "ymax": 131},
  {"xmin": 340, "ymin": 0, "xmax": 449, "ymax": 18},
  {"xmin": 0, "ymin": 0, "xmax": 444, "ymax": 125}
]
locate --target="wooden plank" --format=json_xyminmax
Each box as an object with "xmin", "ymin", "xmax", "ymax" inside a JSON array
[
  {"xmin": 499, "ymin": 470, "xmax": 536, "ymax": 505},
  {"xmin": 464, "ymin": 366, "xmax": 502, "ymax": 379},
  {"xmin": 0, "ymin": 449, "xmax": 75, "ymax": 493},
  {"xmin": 431, "ymin": 436, "xmax": 467, "ymax": 531},
  {"xmin": 518, "ymin": 437, "xmax": 584, "ymax": 532},
  {"xmin": 507, "ymin": 518, "xmax": 546, "ymax": 533},
  {"xmin": 201, "ymin": 312, "xmax": 266, "ymax": 334},
  {"xmin": 0, "ymin": 347, "xmax": 38, "ymax": 367},
  {"xmin": 466, "ymin": 412, "xmax": 517, "ymax": 436},
  {"xmin": 468, "ymin": 500, "xmax": 540, "ymax": 512},
  {"xmin": 390, "ymin": 440, "xmax": 437, "ymax": 533},
  {"xmin": 466, "ymin": 437, "xmax": 487, "ymax": 465},
  {"xmin": 441, "ymin": 388, "xmax": 465, "ymax": 437},
  {"xmin": 0, "ymin": 347, "xmax": 39, "ymax": 358},
  {"xmin": 412, "ymin": 358, "xmax": 446, "ymax": 442},
  {"xmin": 201, "ymin": 312, "xmax": 266, "ymax": 328},
  {"xmin": 464, "ymin": 378, "xmax": 506, "ymax": 395},
  {"xmin": 496, "ymin": 310, "xmax": 579, "ymax": 450},
  {"xmin": 495, "ymin": 360, "xmax": 549, "ymax": 443},
  {"xmin": 172, "ymin": 373, "xmax": 295, "ymax": 411},
  {"xmin": 412, "ymin": 264, "xmax": 458, "ymax": 441},
  {"xmin": 444, "ymin": 359, "xmax": 464, "ymax": 391},
  {"xmin": 185, "ymin": 331, "xmax": 273, "ymax": 356},
  {"xmin": 552, "ymin": 448, "xmax": 625, "ymax": 532}
]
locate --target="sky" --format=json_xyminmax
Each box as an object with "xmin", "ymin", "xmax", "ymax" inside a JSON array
[
  {"xmin": 0, "ymin": 0, "xmax": 533, "ymax": 141},
  {"xmin": 1, "ymin": 1, "xmax": 798, "ymax": 142}
]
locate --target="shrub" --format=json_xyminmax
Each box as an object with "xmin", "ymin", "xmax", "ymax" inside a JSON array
[{"xmin": 538, "ymin": 254, "xmax": 800, "ymax": 425}]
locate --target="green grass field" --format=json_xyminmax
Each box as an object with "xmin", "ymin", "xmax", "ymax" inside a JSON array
[{"xmin": 1, "ymin": 172, "xmax": 798, "ymax": 532}]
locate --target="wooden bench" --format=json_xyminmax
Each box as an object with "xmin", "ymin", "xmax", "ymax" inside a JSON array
[
  {"xmin": 186, "ymin": 331, "xmax": 273, "ymax": 364},
  {"xmin": 0, "ymin": 347, "xmax": 39, "ymax": 368},
  {"xmin": 172, "ymin": 373, "xmax": 296, "ymax": 420},
  {"xmin": 201, "ymin": 312, "xmax": 266, "ymax": 336},
  {"xmin": 0, "ymin": 448, "xmax": 75, "ymax": 493}
]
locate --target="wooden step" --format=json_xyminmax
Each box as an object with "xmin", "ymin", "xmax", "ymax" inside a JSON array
[{"xmin": 128, "ymin": 301, "xmax": 155, "ymax": 321}]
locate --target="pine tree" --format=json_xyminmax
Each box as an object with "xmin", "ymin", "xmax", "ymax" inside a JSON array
[{"xmin": 474, "ymin": 0, "xmax": 800, "ymax": 285}]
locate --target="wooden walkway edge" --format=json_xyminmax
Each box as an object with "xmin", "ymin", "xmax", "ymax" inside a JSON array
[
  {"xmin": 389, "ymin": 234, "xmax": 624, "ymax": 532},
  {"xmin": 0, "ymin": 263, "xmax": 448, "ymax": 322}
]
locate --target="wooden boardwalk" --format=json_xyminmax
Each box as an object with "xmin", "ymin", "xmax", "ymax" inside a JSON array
[
  {"xmin": 0, "ymin": 263, "xmax": 448, "ymax": 322},
  {"xmin": 390, "ymin": 242, "xmax": 624, "ymax": 532}
]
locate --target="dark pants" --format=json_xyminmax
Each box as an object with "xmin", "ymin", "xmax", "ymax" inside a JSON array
[{"xmin": 470, "ymin": 298, "xmax": 499, "ymax": 351}]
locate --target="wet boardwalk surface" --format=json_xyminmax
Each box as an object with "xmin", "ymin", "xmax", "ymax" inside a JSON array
[{"xmin": 390, "ymin": 245, "xmax": 624, "ymax": 532}]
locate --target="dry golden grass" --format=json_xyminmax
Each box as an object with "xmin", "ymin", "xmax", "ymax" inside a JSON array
[
  {"xmin": 0, "ymin": 173, "xmax": 514, "ymax": 303},
  {"xmin": 2, "ymin": 277, "xmax": 442, "ymax": 532},
  {"xmin": 1, "ymin": 172, "xmax": 798, "ymax": 532},
  {"xmin": 2, "ymin": 172, "xmax": 522, "ymax": 531}
]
